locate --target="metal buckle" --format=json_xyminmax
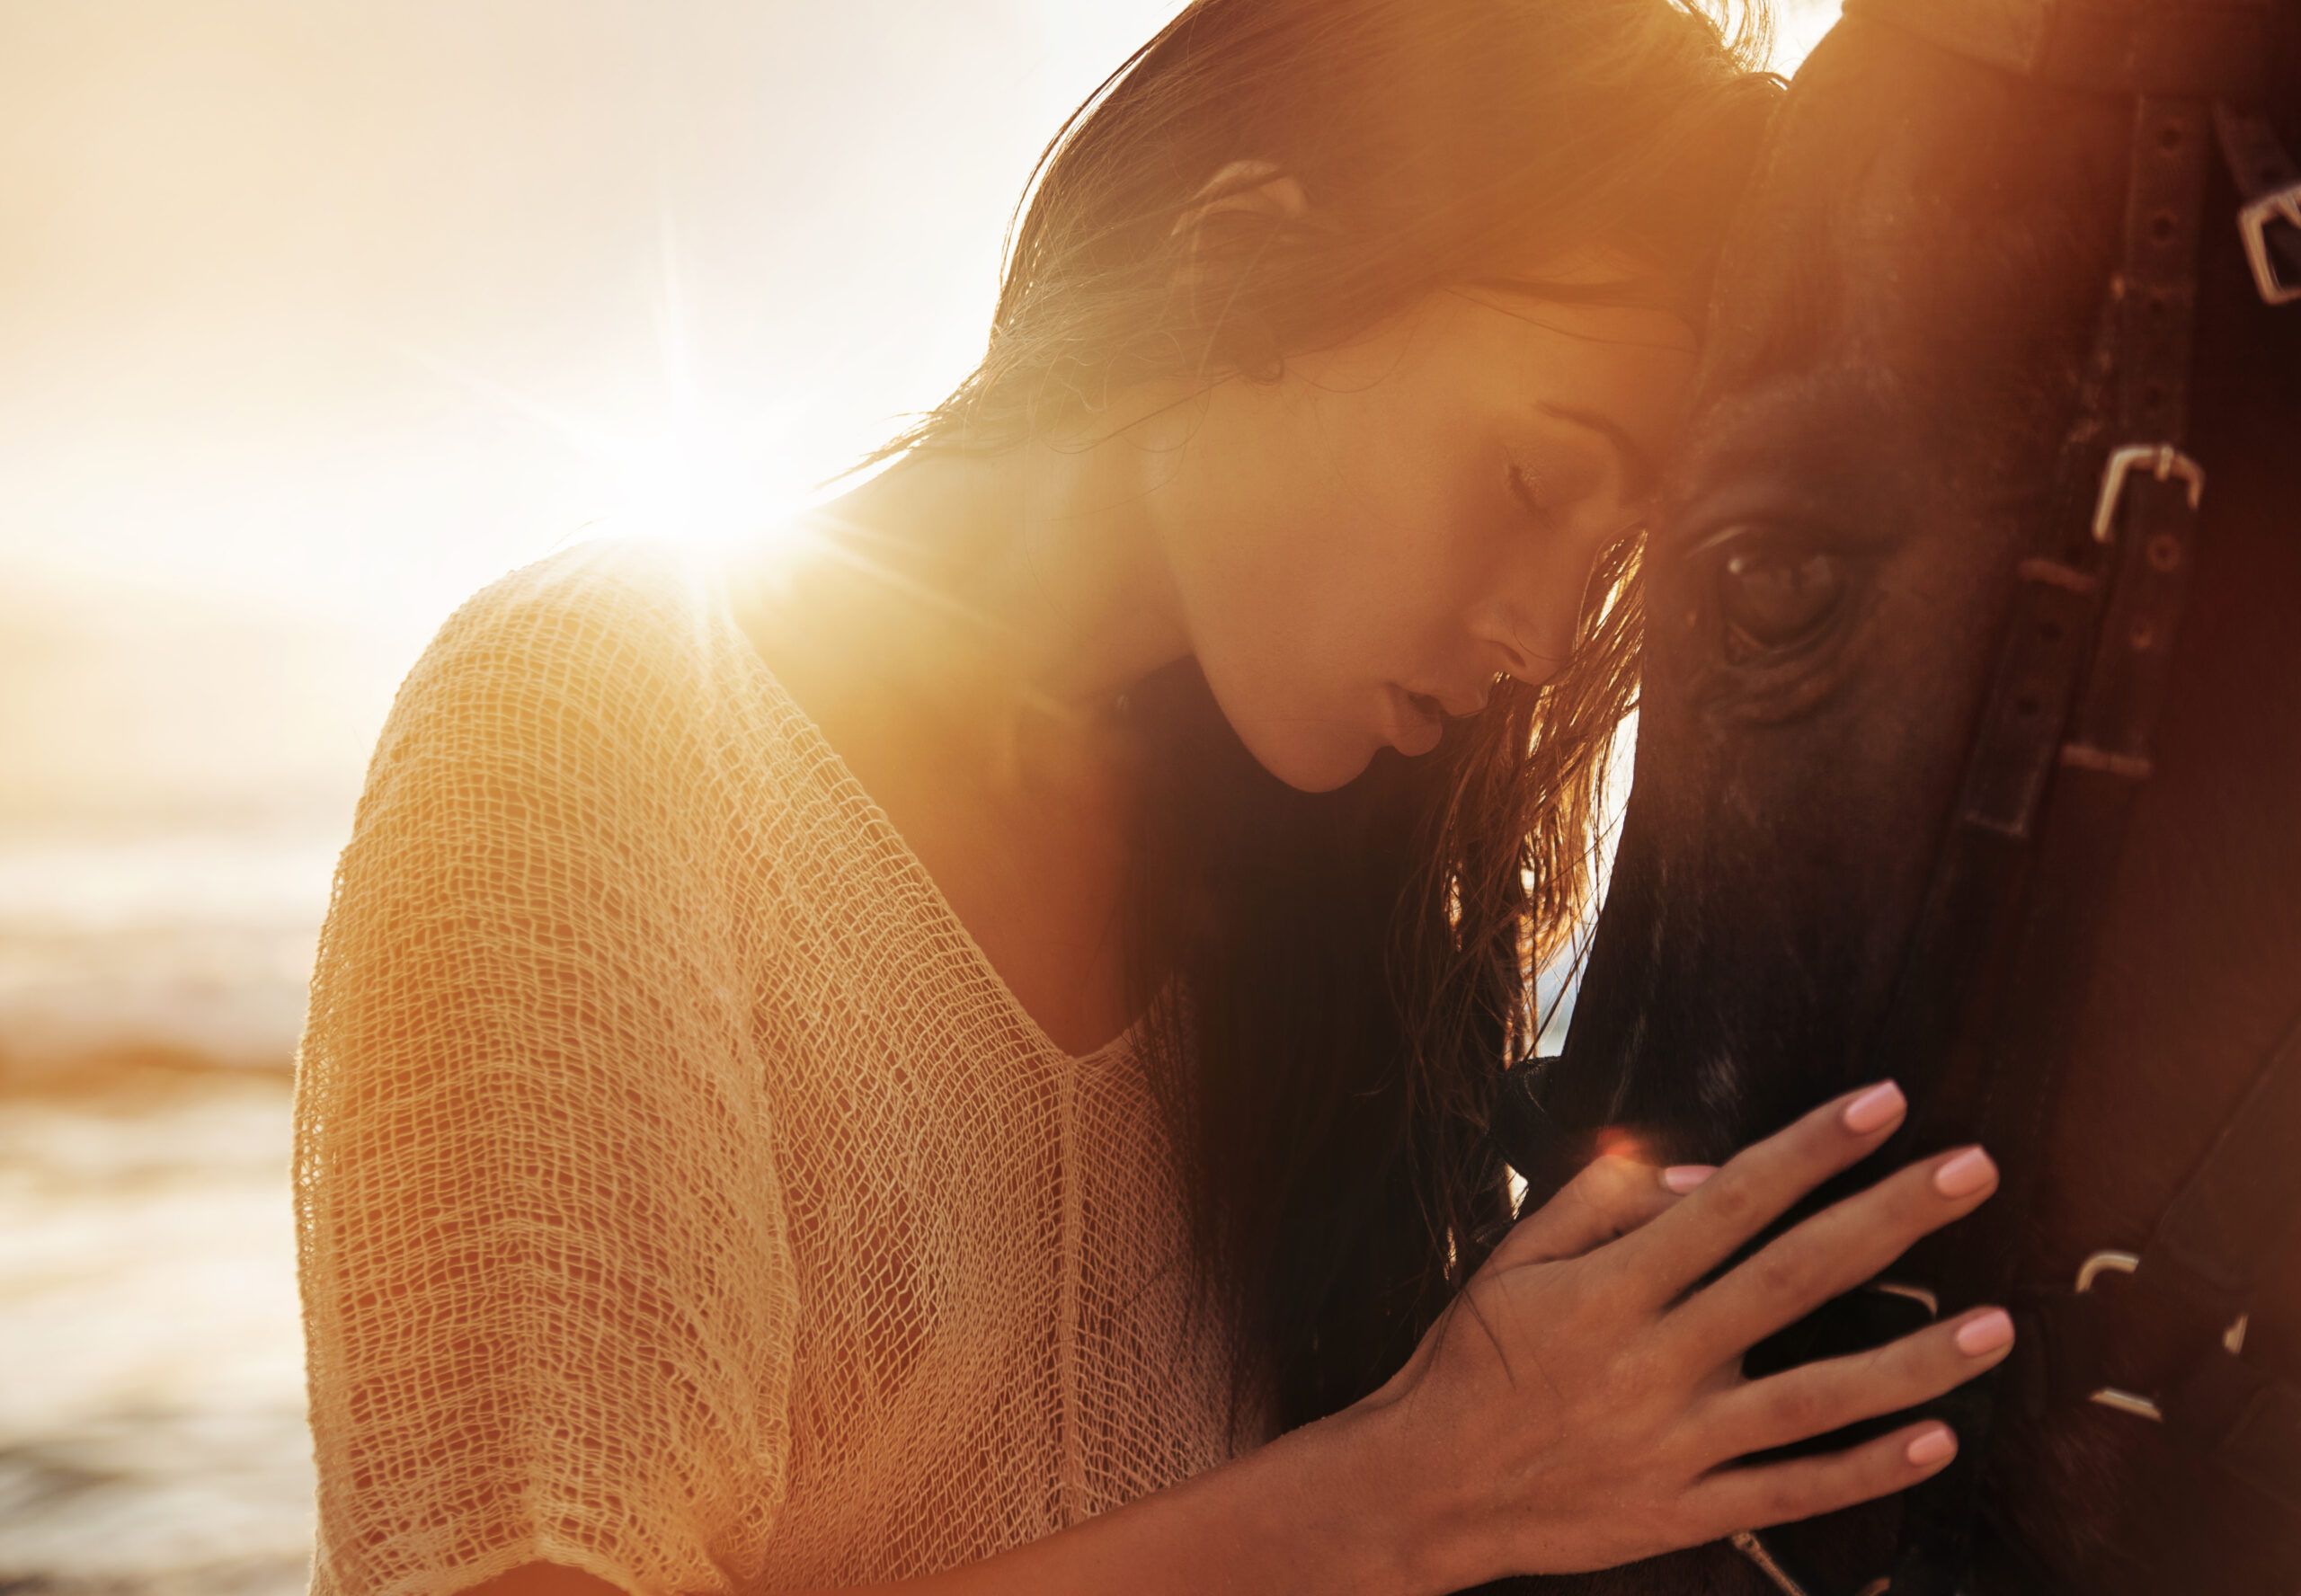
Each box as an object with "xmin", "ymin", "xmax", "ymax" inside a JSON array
[
  {"xmin": 2073, "ymin": 1251, "xmax": 2163, "ymax": 1419},
  {"xmin": 2239, "ymin": 182, "xmax": 2301, "ymax": 306},
  {"xmin": 2072, "ymin": 1249, "xmax": 2252, "ymax": 1422},
  {"xmin": 2091, "ymin": 443, "xmax": 2206, "ymax": 544},
  {"xmin": 1866, "ymin": 1278, "xmax": 1940, "ymax": 1318}
]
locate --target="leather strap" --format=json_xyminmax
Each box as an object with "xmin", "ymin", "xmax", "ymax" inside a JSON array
[
  {"xmin": 1886, "ymin": 82, "xmax": 2219, "ymax": 1596},
  {"xmin": 2217, "ymin": 103, "xmax": 2301, "ymax": 206},
  {"xmin": 1842, "ymin": 0, "xmax": 2277, "ymax": 100}
]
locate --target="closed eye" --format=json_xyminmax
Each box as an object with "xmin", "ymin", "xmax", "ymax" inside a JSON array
[{"xmin": 1508, "ymin": 463, "xmax": 1556, "ymax": 528}]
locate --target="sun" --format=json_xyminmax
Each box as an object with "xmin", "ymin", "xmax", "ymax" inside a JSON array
[
  {"xmin": 394, "ymin": 206, "xmax": 844, "ymax": 579},
  {"xmin": 601, "ymin": 412, "xmax": 817, "ymax": 558}
]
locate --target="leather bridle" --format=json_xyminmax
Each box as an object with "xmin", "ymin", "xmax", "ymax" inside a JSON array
[{"xmin": 1488, "ymin": 2, "xmax": 2301, "ymax": 1592}]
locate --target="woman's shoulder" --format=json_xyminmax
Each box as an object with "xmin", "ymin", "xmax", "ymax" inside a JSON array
[
  {"xmin": 394, "ymin": 537, "xmax": 770, "ymax": 730},
  {"xmin": 350, "ymin": 539, "xmax": 805, "ymax": 837},
  {"xmin": 371, "ymin": 537, "xmax": 865, "ymax": 835},
  {"xmin": 426, "ymin": 536, "xmax": 730, "ymax": 678}
]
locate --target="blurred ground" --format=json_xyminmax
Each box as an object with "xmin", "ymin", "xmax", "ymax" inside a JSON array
[
  {"xmin": 0, "ymin": 1074, "xmax": 310, "ymax": 1596},
  {"xmin": 0, "ymin": 568, "xmax": 356, "ymax": 1596}
]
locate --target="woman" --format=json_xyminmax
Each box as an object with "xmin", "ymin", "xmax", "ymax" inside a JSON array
[{"xmin": 295, "ymin": 1, "xmax": 2018, "ymax": 1592}]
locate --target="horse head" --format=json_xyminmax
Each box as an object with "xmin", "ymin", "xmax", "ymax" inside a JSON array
[{"xmin": 1522, "ymin": 4, "xmax": 2301, "ymax": 1590}]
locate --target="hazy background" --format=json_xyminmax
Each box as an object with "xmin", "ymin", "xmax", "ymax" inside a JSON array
[{"xmin": 0, "ymin": 4, "xmax": 1835, "ymax": 1592}]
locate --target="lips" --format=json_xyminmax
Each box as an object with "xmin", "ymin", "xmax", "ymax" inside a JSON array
[
  {"xmin": 1416, "ymin": 680, "xmax": 1496, "ymax": 719},
  {"xmin": 1436, "ymin": 684, "xmax": 1493, "ymax": 719}
]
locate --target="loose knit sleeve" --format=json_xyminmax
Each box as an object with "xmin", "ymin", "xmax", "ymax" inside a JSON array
[{"xmin": 294, "ymin": 552, "xmax": 800, "ymax": 1596}]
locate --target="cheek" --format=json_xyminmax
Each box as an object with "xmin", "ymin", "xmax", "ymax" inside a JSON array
[
  {"xmin": 1224, "ymin": 493, "xmax": 1480, "ymax": 694},
  {"xmin": 1177, "ymin": 408, "xmax": 1422, "ymax": 663},
  {"xmin": 1162, "ymin": 369, "xmax": 1507, "ymax": 786},
  {"xmin": 1186, "ymin": 521, "xmax": 1496, "ymax": 793},
  {"xmin": 1319, "ymin": 476, "xmax": 1507, "ymax": 678},
  {"xmin": 1290, "ymin": 427, "xmax": 1499, "ymax": 639},
  {"xmin": 1174, "ymin": 540, "xmax": 1392, "ymax": 792},
  {"xmin": 1240, "ymin": 719, "xmax": 1386, "ymax": 794}
]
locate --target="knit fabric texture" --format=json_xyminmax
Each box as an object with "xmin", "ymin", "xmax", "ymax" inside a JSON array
[{"xmin": 294, "ymin": 541, "xmax": 1253, "ymax": 1596}]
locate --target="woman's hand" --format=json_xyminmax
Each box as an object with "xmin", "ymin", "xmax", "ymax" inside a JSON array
[{"xmin": 1344, "ymin": 1078, "xmax": 2011, "ymax": 1585}]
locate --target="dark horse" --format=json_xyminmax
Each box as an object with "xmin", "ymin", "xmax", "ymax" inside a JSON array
[{"xmin": 1497, "ymin": 1, "xmax": 2301, "ymax": 1592}]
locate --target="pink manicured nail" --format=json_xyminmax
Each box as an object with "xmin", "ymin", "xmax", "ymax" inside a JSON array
[
  {"xmin": 1954, "ymin": 1308, "xmax": 2015, "ymax": 1356},
  {"xmin": 1841, "ymin": 1080, "xmax": 1906, "ymax": 1134},
  {"xmin": 1933, "ymin": 1147, "xmax": 1998, "ymax": 1198},
  {"xmin": 1662, "ymin": 1164, "xmax": 1718, "ymax": 1193},
  {"xmin": 1906, "ymin": 1425, "xmax": 1958, "ymax": 1467}
]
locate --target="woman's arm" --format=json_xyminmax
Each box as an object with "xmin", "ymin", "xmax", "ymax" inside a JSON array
[
  {"xmin": 473, "ymin": 1078, "xmax": 2008, "ymax": 1596},
  {"xmin": 298, "ymin": 563, "xmax": 806, "ymax": 1596},
  {"xmin": 471, "ymin": 1414, "xmax": 1426, "ymax": 1596}
]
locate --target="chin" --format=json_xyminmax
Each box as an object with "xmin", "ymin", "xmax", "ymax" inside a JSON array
[
  {"xmin": 1237, "ymin": 724, "xmax": 1377, "ymax": 794},
  {"xmin": 1196, "ymin": 667, "xmax": 1381, "ymax": 793}
]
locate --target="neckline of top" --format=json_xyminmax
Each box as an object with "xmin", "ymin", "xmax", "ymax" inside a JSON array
[{"xmin": 702, "ymin": 557, "xmax": 1146, "ymax": 1070}]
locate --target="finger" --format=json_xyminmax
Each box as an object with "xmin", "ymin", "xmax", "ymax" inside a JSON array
[
  {"xmin": 1494, "ymin": 1154, "xmax": 1714, "ymax": 1269},
  {"xmin": 1692, "ymin": 1307, "xmax": 2014, "ymax": 1460},
  {"xmin": 1682, "ymin": 1418, "xmax": 1960, "ymax": 1541},
  {"xmin": 1666, "ymin": 1145, "xmax": 1999, "ymax": 1362},
  {"xmin": 1603, "ymin": 1080, "xmax": 1909, "ymax": 1307}
]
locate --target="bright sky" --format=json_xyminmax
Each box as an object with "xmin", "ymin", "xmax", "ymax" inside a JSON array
[{"xmin": 0, "ymin": 0, "xmax": 1210, "ymax": 643}]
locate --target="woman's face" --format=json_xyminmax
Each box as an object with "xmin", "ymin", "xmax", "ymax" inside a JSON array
[{"xmin": 1154, "ymin": 286, "xmax": 1697, "ymax": 793}]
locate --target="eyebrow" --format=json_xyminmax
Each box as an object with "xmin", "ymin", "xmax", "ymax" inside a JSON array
[{"xmin": 1537, "ymin": 401, "xmax": 1660, "ymax": 500}]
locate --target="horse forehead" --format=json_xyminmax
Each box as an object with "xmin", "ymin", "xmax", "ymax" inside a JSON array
[{"xmin": 1698, "ymin": 19, "xmax": 2125, "ymax": 398}]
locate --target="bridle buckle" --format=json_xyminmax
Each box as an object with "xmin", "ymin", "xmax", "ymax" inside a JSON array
[
  {"xmin": 2239, "ymin": 181, "xmax": 2301, "ymax": 306},
  {"xmin": 2072, "ymin": 1248, "xmax": 2251, "ymax": 1422},
  {"xmin": 2074, "ymin": 1251, "xmax": 2163, "ymax": 1419},
  {"xmin": 2090, "ymin": 443, "xmax": 2206, "ymax": 544}
]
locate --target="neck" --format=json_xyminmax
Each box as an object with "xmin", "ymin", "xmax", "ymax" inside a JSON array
[{"xmin": 742, "ymin": 394, "xmax": 1199, "ymax": 801}]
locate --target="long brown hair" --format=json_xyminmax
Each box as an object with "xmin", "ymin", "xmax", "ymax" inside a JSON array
[{"xmin": 884, "ymin": 0, "xmax": 1779, "ymax": 1430}]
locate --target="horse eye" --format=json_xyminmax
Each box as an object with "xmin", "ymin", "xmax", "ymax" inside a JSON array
[{"xmin": 1718, "ymin": 536, "xmax": 1845, "ymax": 655}]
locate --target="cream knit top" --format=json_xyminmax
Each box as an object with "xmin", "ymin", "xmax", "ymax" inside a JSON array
[{"xmin": 293, "ymin": 541, "xmax": 1254, "ymax": 1596}]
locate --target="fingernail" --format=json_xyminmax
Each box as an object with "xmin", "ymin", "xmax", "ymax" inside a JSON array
[
  {"xmin": 1933, "ymin": 1146, "xmax": 1997, "ymax": 1198},
  {"xmin": 1906, "ymin": 1424, "xmax": 1957, "ymax": 1467},
  {"xmin": 1662, "ymin": 1164, "xmax": 1718, "ymax": 1193},
  {"xmin": 1841, "ymin": 1080, "xmax": 1906, "ymax": 1134},
  {"xmin": 1954, "ymin": 1308, "xmax": 2015, "ymax": 1356}
]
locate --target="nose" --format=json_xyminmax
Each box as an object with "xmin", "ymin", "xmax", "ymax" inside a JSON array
[
  {"xmin": 1473, "ymin": 500, "xmax": 1643, "ymax": 686},
  {"xmin": 1470, "ymin": 592, "xmax": 1579, "ymax": 687}
]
